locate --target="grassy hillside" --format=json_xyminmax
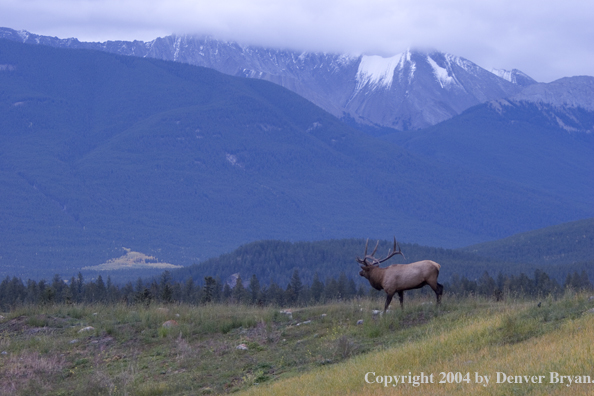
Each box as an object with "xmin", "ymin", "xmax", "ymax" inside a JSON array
[
  {"xmin": 1, "ymin": 38, "xmax": 592, "ymax": 280},
  {"xmin": 240, "ymin": 294, "xmax": 594, "ymax": 396},
  {"xmin": 0, "ymin": 294, "xmax": 592, "ymax": 395}
]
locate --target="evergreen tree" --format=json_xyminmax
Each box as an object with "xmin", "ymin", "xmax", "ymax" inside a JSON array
[
  {"xmin": 534, "ymin": 269, "xmax": 560, "ymax": 296},
  {"xmin": 68, "ymin": 276, "xmax": 77, "ymax": 303},
  {"xmin": 161, "ymin": 283, "xmax": 173, "ymax": 303},
  {"xmin": 249, "ymin": 274, "xmax": 260, "ymax": 304},
  {"xmin": 213, "ymin": 277, "xmax": 223, "ymax": 302},
  {"xmin": 95, "ymin": 275, "xmax": 107, "ymax": 302},
  {"xmin": 477, "ymin": 271, "xmax": 496, "ymax": 296},
  {"xmin": 579, "ymin": 270, "xmax": 592, "ymax": 290},
  {"xmin": 347, "ymin": 277, "xmax": 357, "ymax": 299},
  {"xmin": 77, "ymin": 272, "xmax": 85, "ymax": 300},
  {"xmin": 222, "ymin": 283, "xmax": 232, "ymax": 302},
  {"xmin": 325, "ymin": 278, "xmax": 339, "ymax": 300},
  {"xmin": 171, "ymin": 282, "xmax": 182, "ymax": 303},
  {"xmin": 25, "ymin": 279, "xmax": 38, "ymax": 304},
  {"xmin": 310, "ymin": 272, "xmax": 324, "ymax": 303},
  {"xmin": 232, "ymin": 275, "xmax": 248, "ymax": 304},
  {"xmin": 135, "ymin": 277, "xmax": 144, "ymax": 298},
  {"xmin": 289, "ymin": 270, "xmax": 303, "ymax": 303},
  {"xmin": 268, "ymin": 281, "xmax": 284, "ymax": 306},
  {"xmin": 121, "ymin": 281, "xmax": 134, "ymax": 304},
  {"xmin": 202, "ymin": 276, "xmax": 216, "ymax": 303},
  {"xmin": 51, "ymin": 274, "xmax": 65, "ymax": 303},
  {"xmin": 357, "ymin": 284, "xmax": 366, "ymax": 298},
  {"xmin": 183, "ymin": 278, "xmax": 195, "ymax": 303},
  {"xmin": 337, "ymin": 272, "xmax": 349, "ymax": 300}
]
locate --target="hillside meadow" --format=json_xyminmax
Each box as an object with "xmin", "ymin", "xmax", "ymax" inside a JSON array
[
  {"xmin": 241, "ymin": 294, "xmax": 594, "ymax": 396},
  {"xmin": 0, "ymin": 292, "xmax": 593, "ymax": 395}
]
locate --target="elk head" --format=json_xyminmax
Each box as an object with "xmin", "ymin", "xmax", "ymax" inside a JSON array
[{"xmin": 356, "ymin": 237, "xmax": 404, "ymax": 280}]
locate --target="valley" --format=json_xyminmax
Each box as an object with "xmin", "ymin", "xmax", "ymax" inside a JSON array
[{"xmin": 0, "ymin": 37, "xmax": 592, "ymax": 281}]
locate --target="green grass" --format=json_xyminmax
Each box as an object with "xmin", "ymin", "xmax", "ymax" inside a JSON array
[{"xmin": 0, "ymin": 293, "xmax": 592, "ymax": 395}]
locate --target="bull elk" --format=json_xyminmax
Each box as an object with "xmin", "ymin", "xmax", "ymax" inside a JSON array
[{"xmin": 357, "ymin": 238, "xmax": 443, "ymax": 312}]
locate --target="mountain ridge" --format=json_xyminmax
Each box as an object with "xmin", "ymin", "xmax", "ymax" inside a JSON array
[
  {"xmin": 0, "ymin": 27, "xmax": 533, "ymax": 130},
  {"xmin": 1, "ymin": 38, "xmax": 590, "ymax": 280}
]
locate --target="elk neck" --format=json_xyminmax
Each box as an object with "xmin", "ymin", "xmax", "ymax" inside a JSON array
[{"xmin": 367, "ymin": 266, "xmax": 386, "ymax": 290}]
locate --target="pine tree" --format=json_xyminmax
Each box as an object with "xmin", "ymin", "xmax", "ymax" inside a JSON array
[
  {"xmin": 121, "ymin": 281, "xmax": 134, "ymax": 304},
  {"xmin": 222, "ymin": 283, "xmax": 232, "ymax": 302},
  {"xmin": 183, "ymin": 278, "xmax": 195, "ymax": 303},
  {"xmin": 249, "ymin": 274, "xmax": 260, "ymax": 304},
  {"xmin": 580, "ymin": 270, "xmax": 592, "ymax": 290},
  {"xmin": 232, "ymin": 275, "xmax": 248, "ymax": 304},
  {"xmin": 337, "ymin": 272, "xmax": 349, "ymax": 299},
  {"xmin": 325, "ymin": 278, "xmax": 339, "ymax": 300},
  {"xmin": 68, "ymin": 276, "xmax": 77, "ymax": 304},
  {"xmin": 51, "ymin": 274, "xmax": 65, "ymax": 303},
  {"xmin": 310, "ymin": 272, "xmax": 324, "ymax": 303},
  {"xmin": 96, "ymin": 275, "xmax": 107, "ymax": 302},
  {"xmin": 289, "ymin": 270, "xmax": 303, "ymax": 303},
  {"xmin": 161, "ymin": 283, "xmax": 173, "ymax": 303},
  {"xmin": 347, "ymin": 277, "xmax": 357, "ymax": 299},
  {"xmin": 202, "ymin": 276, "xmax": 216, "ymax": 303},
  {"xmin": 477, "ymin": 271, "xmax": 496, "ymax": 296},
  {"xmin": 77, "ymin": 272, "xmax": 85, "ymax": 300},
  {"xmin": 285, "ymin": 283, "xmax": 295, "ymax": 305}
]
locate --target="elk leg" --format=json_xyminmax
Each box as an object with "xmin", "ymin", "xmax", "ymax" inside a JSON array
[
  {"xmin": 384, "ymin": 293, "xmax": 394, "ymax": 313},
  {"xmin": 398, "ymin": 291, "xmax": 404, "ymax": 309},
  {"xmin": 435, "ymin": 283, "xmax": 444, "ymax": 305}
]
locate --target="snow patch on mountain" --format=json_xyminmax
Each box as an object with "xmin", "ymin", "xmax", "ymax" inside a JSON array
[
  {"xmin": 489, "ymin": 68, "xmax": 538, "ymax": 86},
  {"xmin": 173, "ymin": 36, "xmax": 183, "ymax": 61},
  {"xmin": 355, "ymin": 54, "xmax": 403, "ymax": 92},
  {"xmin": 447, "ymin": 54, "xmax": 476, "ymax": 73},
  {"xmin": 16, "ymin": 30, "xmax": 29, "ymax": 42},
  {"xmin": 491, "ymin": 68, "xmax": 513, "ymax": 82},
  {"xmin": 406, "ymin": 52, "xmax": 416, "ymax": 82},
  {"xmin": 427, "ymin": 55, "xmax": 457, "ymax": 89}
]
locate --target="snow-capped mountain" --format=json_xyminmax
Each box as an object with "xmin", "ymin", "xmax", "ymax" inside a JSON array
[
  {"xmin": 490, "ymin": 68, "xmax": 537, "ymax": 87},
  {"xmin": 1, "ymin": 27, "xmax": 534, "ymax": 130},
  {"xmin": 491, "ymin": 76, "xmax": 594, "ymax": 133}
]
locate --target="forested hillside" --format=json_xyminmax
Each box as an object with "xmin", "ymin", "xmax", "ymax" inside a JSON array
[
  {"xmin": 383, "ymin": 97, "xmax": 594, "ymax": 209},
  {"xmin": 1, "ymin": 39, "xmax": 591, "ymax": 280},
  {"xmin": 463, "ymin": 218, "xmax": 594, "ymax": 265},
  {"xmin": 169, "ymin": 223, "xmax": 593, "ymax": 288}
]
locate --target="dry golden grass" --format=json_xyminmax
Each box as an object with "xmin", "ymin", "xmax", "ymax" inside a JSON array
[
  {"xmin": 0, "ymin": 294, "xmax": 591, "ymax": 395},
  {"xmin": 239, "ymin": 299, "xmax": 594, "ymax": 396},
  {"xmin": 0, "ymin": 351, "xmax": 66, "ymax": 395}
]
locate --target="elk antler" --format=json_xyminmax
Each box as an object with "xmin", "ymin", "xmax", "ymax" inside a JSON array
[{"xmin": 357, "ymin": 237, "xmax": 405, "ymax": 266}]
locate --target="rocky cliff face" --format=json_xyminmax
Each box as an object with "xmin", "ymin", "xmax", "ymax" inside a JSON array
[{"xmin": 0, "ymin": 27, "xmax": 534, "ymax": 130}]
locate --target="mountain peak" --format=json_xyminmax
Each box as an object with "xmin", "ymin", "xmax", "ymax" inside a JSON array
[
  {"xmin": 355, "ymin": 51, "xmax": 413, "ymax": 92},
  {"xmin": 490, "ymin": 68, "xmax": 538, "ymax": 86},
  {"xmin": 512, "ymin": 76, "xmax": 594, "ymax": 107},
  {"xmin": 0, "ymin": 26, "xmax": 534, "ymax": 130}
]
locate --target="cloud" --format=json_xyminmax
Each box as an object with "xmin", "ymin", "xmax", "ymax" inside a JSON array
[{"xmin": 1, "ymin": 0, "xmax": 593, "ymax": 82}]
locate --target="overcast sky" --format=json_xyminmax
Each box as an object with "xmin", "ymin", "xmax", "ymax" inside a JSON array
[{"xmin": 1, "ymin": 0, "xmax": 593, "ymax": 82}]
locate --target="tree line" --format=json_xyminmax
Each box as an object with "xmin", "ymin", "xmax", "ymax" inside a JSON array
[{"xmin": 0, "ymin": 269, "xmax": 591, "ymax": 311}]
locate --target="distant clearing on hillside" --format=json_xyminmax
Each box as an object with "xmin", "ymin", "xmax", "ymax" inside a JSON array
[{"xmin": 82, "ymin": 248, "xmax": 182, "ymax": 271}]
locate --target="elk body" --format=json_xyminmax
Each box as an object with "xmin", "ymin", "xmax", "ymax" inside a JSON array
[{"xmin": 357, "ymin": 238, "xmax": 443, "ymax": 312}]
